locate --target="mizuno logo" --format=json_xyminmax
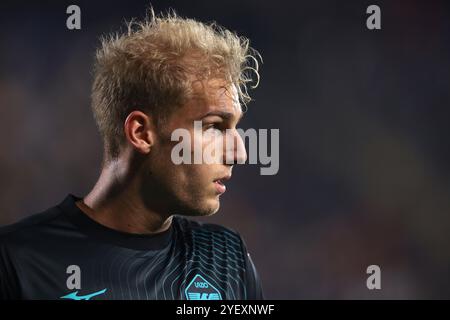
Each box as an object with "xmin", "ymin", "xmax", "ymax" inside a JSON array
[{"xmin": 60, "ymin": 288, "xmax": 107, "ymax": 300}]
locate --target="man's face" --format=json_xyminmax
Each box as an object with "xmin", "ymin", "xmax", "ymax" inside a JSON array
[{"xmin": 142, "ymin": 78, "xmax": 247, "ymax": 217}]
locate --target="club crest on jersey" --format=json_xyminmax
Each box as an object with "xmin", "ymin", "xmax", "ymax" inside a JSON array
[{"xmin": 185, "ymin": 274, "xmax": 222, "ymax": 300}]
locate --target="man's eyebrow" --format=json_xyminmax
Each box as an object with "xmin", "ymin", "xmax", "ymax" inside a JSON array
[{"xmin": 200, "ymin": 110, "xmax": 244, "ymax": 122}]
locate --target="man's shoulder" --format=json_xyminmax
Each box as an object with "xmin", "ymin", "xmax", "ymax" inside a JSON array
[{"xmin": 0, "ymin": 204, "xmax": 64, "ymax": 247}]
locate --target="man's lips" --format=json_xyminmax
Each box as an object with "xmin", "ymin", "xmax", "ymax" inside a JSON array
[
  {"xmin": 214, "ymin": 180, "xmax": 226, "ymax": 194},
  {"xmin": 213, "ymin": 175, "xmax": 231, "ymax": 194}
]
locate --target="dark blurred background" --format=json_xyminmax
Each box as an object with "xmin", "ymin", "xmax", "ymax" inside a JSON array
[{"xmin": 1, "ymin": 0, "xmax": 449, "ymax": 299}]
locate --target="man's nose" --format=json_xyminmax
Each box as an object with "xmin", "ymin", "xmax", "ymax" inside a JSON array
[{"xmin": 224, "ymin": 130, "xmax": 247, "ymax": 165}]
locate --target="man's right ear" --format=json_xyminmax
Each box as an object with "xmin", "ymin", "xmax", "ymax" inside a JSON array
[{"xmin": 124, "ymin": 110, "xmax": 156, "ymax": 155}]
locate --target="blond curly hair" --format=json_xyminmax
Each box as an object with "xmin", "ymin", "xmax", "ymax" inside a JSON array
[{"xmin": 91, "ymin": 8, "xmax": 261, "ymax": 161}]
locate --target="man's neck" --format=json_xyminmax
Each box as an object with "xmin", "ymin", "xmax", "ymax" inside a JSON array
[{"xmin": 76, "ymin": 163, "xmax": 172, "ymax": 235}]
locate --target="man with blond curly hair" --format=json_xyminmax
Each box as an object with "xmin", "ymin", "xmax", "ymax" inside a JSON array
[{"xmin": 0, "ymin": 9, "xmax": 263, "ymax": 300}]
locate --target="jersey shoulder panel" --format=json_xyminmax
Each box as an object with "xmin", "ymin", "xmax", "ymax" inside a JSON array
[{"xmin": 0, "ymin": 205, "xmax": 65, "ymax": 246}]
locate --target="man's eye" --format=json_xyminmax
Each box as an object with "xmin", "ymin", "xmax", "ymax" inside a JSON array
[{"xmin": 205, "ymin": 123, "xmax": 225, "ymax": 132}]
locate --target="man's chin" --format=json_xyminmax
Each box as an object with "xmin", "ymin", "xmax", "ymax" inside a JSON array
[
  {"xmin": 204, "ymin": 200, "xmax": 220, "ymax": 216},
  {"xmin": 181, "ymin": 198, "xmax": 220, "ymax": 217}
]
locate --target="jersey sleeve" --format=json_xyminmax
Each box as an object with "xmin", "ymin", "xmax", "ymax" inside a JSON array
[
  {"xmin": 240, "ymin": 237, "xmax": 264, "ymax": 300},
  {"xmin": 244, "ymin": 251, "xmax": 264, "ymax": 299},
  {"xmin": 0, "ymin": 235, "xmax": 21, "ymax": 300}
]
